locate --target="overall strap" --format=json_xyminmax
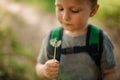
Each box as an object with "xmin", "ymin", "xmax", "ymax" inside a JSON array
[
  {"xmin": 86, "ymin": 24, "xmax": 103, "ymax": 67},
  {"xmin": 86, "ymin": 25, "xmax": 104, "ymax": 80},
  {"xmin": 48, "ymin": 26, "xmax": 63, "ymax": 61},
  {"xmin": 61, "ymin": 46, "xmax": 88, "ymax": 54}
]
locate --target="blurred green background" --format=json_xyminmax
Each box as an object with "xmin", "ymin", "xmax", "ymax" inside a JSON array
[{"xmin": 0, "ymin": 0, "xmax": 120, "ymax": 80}]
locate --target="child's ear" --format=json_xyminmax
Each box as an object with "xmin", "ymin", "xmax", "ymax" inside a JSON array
[{"xmin": 90, "ymin": 4, "xmax": 99, "ymax": 17}]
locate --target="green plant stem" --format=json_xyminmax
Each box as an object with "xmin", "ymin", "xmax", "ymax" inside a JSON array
[{"xmin": 53, "ymin": 46, "xmax": 57, "ymax": 59}]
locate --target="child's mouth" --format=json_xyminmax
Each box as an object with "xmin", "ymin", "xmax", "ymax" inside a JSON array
[{"xmin": 63, "ymin": 23, "xmax": 72, "ymax": 26}]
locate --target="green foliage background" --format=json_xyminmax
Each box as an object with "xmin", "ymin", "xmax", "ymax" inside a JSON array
[
  {"xmin": 97, "ymin": 0, "xmax": 120, "ymax": 29},
  {"xmin": 13, "ymin": 0, "xmax": 55, "ymax": 13}
]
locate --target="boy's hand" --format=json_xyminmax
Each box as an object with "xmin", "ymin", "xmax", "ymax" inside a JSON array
[{"xmin": 43, "ymin": 59, "xmax": 59, "ymax": 79}]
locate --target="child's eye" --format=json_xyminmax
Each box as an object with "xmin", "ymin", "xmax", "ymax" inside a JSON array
[
  {"xmin": 58, "ymin": 8, "xmax": 64, "ymax": 11},
  {"xmin": 71, "ymin": 10, "xmax": 80, "ymax": 13},
  {"xmin": 56, "ymin": 7, "xmax": 64, "ymax": 11}
]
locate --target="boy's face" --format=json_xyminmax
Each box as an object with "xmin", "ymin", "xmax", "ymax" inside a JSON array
[{"xmin": 55, "ymin": 0, "xmax": 98, "ymax": 32}]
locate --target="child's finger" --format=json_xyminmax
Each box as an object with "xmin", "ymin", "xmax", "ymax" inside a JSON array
[
  {"xmin": 46, "ymin": 59, "xmax": 59, "ymax": 65},
  {"xmin": 53, "ymin": 59, "xmax": 59, "ymax": 63},
  {"xmin": 45, "ymin": 71, "xmax": 58, "ymax": 79}
]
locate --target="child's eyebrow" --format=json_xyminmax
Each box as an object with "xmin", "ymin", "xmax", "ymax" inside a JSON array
[
  {"xmin": 55, "ymin": 4, "xmax": 80, "ymax": 8},
  {"xmin": 55, "ymin": 3, "xmax": 61, "ymax": 7}
]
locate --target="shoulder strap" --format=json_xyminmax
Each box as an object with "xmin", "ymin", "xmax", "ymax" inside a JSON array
[
  {"xmin": 86, "ymin": 24, "xmax": 103, "ymax": 67},
  {"xmin": 47, "ymin": 26, "xmax": 63, "ymax": 61}
]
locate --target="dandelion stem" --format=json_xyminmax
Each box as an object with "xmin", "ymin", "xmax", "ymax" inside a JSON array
[{"xmin": 53, "ymin": 46, "xmax": 57, "ymax": 59}]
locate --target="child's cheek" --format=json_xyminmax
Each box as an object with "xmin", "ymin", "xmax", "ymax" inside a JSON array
[
  {"xmin": 73, "ymin": 19, "xmax": 82, "ymax": 25},
  {"xmin": 56, "ymin": 14, "xmax": 62, "ymax": 23}
]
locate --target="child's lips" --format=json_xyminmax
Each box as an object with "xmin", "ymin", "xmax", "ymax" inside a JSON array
[{"xmin": 63, "ymin": 23, "xmax": 72, "ymax": 26}]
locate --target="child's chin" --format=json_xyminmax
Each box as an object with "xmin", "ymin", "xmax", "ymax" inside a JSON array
[
  {"xmin": 63, "ymin": 25, "xmax": 73, "ymax": 30},
  {"xmin": 64, "ymin": 27, "xmax": 73, "ymax": 31}
]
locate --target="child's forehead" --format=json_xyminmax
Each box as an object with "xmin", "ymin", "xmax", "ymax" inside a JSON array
[
  {"xmin": 55, "ymin": 0, "xmax": 90, "ymax": 7},
  {"xmin": 55, "ymin": 0, "xmax": 89, "ymax": 4}
]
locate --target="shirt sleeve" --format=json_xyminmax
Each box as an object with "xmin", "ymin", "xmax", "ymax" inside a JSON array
[
  {"xmin": 101, "ymin": 32, "xmax": 116, "ymax": 70},
  {"xmin": 37, "ymin": 33, "xmax": 50, "ymax": 64}
]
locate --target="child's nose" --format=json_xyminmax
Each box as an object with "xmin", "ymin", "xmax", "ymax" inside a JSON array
[{"xmin": 62, "ymin": 11, "xmax": 70, "ymax": 21}]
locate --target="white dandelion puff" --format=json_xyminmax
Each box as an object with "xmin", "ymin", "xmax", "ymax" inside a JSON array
[
  {"xmin": 50, "ymin": 38, "xmax": 61, "ymax": 59},
  {"xmin": 50, "ymin": 38, "xmax": 61, "ymax": 47}
]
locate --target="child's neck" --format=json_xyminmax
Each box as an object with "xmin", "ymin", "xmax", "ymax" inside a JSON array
[{"xmin": 64, "ymin": 27, "xmax": 88, "ymax": 37}]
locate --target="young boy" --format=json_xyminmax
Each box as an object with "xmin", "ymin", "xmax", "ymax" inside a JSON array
[{"xmin": 36, "ymin": 0, "xmax": 117, "ymax": 80}]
